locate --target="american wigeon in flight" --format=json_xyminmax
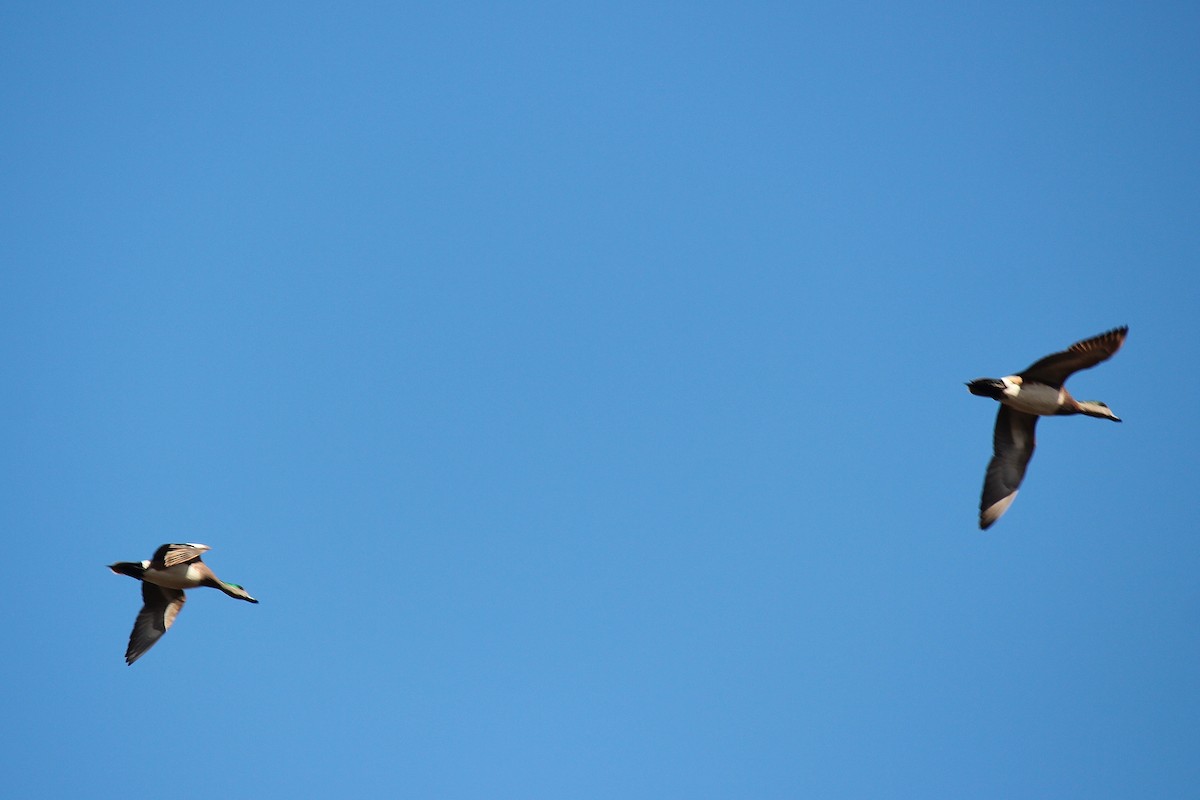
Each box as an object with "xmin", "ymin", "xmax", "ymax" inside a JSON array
[
  {"xmin": 967, "ymin": 326, "xmax": 1127, "ymax": 530},
  {"xmin": 109, "ymin": 543, "xmax": 258, "ymax": 665}
]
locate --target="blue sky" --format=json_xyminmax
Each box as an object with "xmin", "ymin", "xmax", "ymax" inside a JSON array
[{"xmin": 3, "ymin": 2, "xmax": 1199, "ymax": 796}]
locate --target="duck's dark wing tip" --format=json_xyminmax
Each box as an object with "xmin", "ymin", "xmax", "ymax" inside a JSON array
[
  {"xmin": 123, "ymin": 584, "xmax": 186, "ymax": 665},
  {"xmin": 976, "ymin": 407, "xmax": 1036, "ymax": 530},
  {"xmin": 1022, "ymin": 326, "xmax": 1129, "ymax": 386},
  {"xmin": 1073, "ymin": 325, "xmax": 1128, "ymax": 356},
  {"xmin": 978, "ymin": 491, "xmax": 1018, "ymax": 530}
]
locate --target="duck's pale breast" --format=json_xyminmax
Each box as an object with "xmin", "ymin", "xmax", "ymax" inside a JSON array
[
  {"xmin": 141, "ymin": 563, "xmax": 205, "ymax": 589},
  {"xmin": 999, "ymin": 380, "xmax": 1064, "ymax": 416}
]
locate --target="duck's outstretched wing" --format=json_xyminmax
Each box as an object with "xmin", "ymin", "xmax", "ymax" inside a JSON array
[
  {"xmin": 151, "ymin": 543, "xmax": 212, "ymax": 569},
  {"xmin": 980, "ymin": 406, "xmax": 1038, "ymax": 530},
  {"xmin": 125, "ymin": 583, "xmax": 186, "ymax": 665},
  {"xmin": 1019, "ymin": 326, "xmax": 1127, "ymax": 388}
]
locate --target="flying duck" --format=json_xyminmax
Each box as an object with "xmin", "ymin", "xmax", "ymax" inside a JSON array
[
  {"xmin": 967, "ymin": 326, "xmax": 1127, "ymax": 530},
  {"xmin": 108, "ymin": 543, "xmax": 258, "ymax": 665}
]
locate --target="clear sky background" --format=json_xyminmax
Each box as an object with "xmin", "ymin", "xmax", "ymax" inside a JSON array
[{"xmin": 3, "ymin": 2, "xmax": 1199, "ymax": 797}]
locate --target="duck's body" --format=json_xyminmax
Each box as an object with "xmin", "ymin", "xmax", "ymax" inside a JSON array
[
  {"xmin": 136, "ymin": 562, "xmax": 203, "ymax": 590},
  {"xmin": 978, "ymin": 380, "xmax": 1065, "ymax": 415},
  {"xmin": 109, "ymin": 543, "xmax": 257, "ymax": 665},
  {"xmin": 967, "ymin": 326, "xmax": 1127, "ymax": 530},
  {"xmin": 967, "ymin": 376, "xmax": 1118, "ymax": 420}
]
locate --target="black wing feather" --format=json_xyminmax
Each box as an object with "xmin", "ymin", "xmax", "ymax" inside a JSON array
[{"xmin": 980, "ymin": 406, "xmax": 1038, "ymax": 529}]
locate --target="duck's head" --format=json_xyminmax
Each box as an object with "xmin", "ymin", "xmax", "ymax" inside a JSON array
[
  {"xmin": 220, "ymin": 582, "xmax": 259, "ymax": 604},
  {"xmin": 1076, "ymin": 400, "xmax": 1121, "ymax": 422}
]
